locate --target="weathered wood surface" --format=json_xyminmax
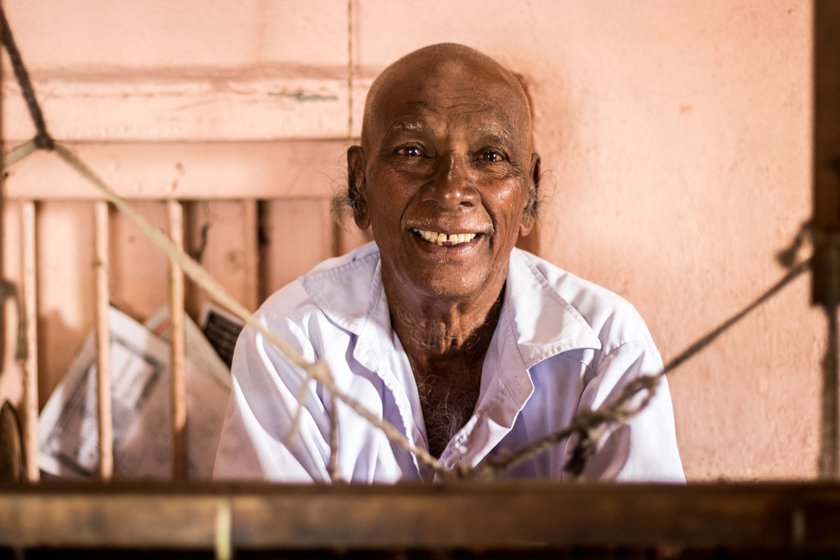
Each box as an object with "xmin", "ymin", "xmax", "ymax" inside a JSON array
[
  {"xmin": 19, "ymin": 201, "xmax": 38, "ymax": 483},
  {"xmin": 2, "ymin": 140, "xmax": 347, "ymax": 201},
  {"xmin": 92, "ymin": 201, "xmax": 113, "ymax": 482},
  {"xmin": 1, "ymin": 69, "xmax": 373, "ymax": 142},
  {"xmin": 812, "ymin": 0, "xmax": 840, "ymax": 306},
  {"xmin": 0, "ymin": 482, "xmax": 839, "ymax": 551},
  {"xmin": 166, "ymin": 200, "xmax": 187, "ymax": 481}
]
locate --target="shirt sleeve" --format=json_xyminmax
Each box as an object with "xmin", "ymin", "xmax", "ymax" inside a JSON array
[
  {"xmin": 212, "ymin": 315, "xmax": 332, "ymax": 482},
  {"xmin": 576, "ymin": 339, "xmax": 685, "ymax": 483}
]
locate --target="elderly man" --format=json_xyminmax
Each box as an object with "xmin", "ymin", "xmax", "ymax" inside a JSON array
[{"xmin": 214, "ymin": 43, "xmax": 684, "ymax": 482}]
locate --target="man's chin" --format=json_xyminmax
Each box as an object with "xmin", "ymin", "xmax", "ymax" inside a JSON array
[{"xmin": 403, "ymin": 271, "xmax": 490, "ymax": 302}]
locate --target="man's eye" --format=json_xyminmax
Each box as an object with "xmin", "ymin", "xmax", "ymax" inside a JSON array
[
  {"xmin": 480, "ymin": 150, "xmax": 506, "ymax": 163},
  {"xmin": 395, "ymin": 145, "xmax": 424, "ymax": 157}
]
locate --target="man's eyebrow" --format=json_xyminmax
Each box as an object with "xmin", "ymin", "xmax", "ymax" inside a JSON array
[
  {"xmin": 390, "ymin": 121, "xmax": 425, "ymax": 132},
  {"xmin": 474, "ymin": 126, "xmax": 514, "ymax": 146}
]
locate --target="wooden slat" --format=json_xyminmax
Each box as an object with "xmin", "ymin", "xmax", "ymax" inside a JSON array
[
  {"xmin": 3, "ymin": 141, "xmax": 347, "ymax": 201},
  {"xmin": 0, "ymin": 483, "xmax": 839, "ymax": 550},
  {"xmin": 260, "ymin": 199, "xmax": 334, "ymax": 298},
  {"xmin": 167, "ymin": 200, "xmax": 187, "ymax": 480},
  {"xmin": 19, "ymin": 201, "xmax": 39, "ymax": 483},
  {"xmin": 241, "ymin": 200, "xmax": 259, "ymax": 312},
  {"xmin": 184, "ymin": 200, "xmax": 260, "ymax": 320},
  {"xmin": 93, "ymin": 201, "xmax": 113, "ymax": 481},
  {"xmin": 1, "ymin": 70, "xmax": 372, "ymax": 142},
  {"xmin": 107, "ymin": 201, "xmax": 169, "ymax": 322}
]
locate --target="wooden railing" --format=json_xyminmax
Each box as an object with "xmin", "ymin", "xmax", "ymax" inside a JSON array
[{"xmin": 1, "ymin": 482, "xmax": 839, "ymax": 557}]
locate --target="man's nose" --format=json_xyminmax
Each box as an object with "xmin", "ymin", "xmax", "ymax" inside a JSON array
[{"xmin": 424, "ymin": 153, "xmax": 477, "ymax": 209}]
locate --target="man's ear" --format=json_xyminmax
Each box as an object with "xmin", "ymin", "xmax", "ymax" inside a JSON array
[
  {"xmin": 520, "ymin": 152, "xmax": 541, "ymax": 236},
  {"xmin": 347, "ymin": 146, "xmax": 370, "ymax": 229}
]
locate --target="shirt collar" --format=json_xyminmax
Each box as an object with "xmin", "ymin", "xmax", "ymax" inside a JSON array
[
  {"xmin": 301, "ymin": 243, "xmax": 390, "ymax": 373},
  {"xmin": 302, "ymin": 242, "xmax": 602, "ymax": 371},
  {"xmin": 503, "ymin": 248, "xmax": 602, "ymax": 369}
]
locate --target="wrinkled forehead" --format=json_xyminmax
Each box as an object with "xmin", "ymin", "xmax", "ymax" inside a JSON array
[{"xmin": 362, "ymin": 52, "xmax": 533, "ymax": 150}]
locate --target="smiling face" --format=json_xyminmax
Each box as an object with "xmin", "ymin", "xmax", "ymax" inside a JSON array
[{"xmin": 348, "ymin": 44, "xmax": 539, "ymax": 310}]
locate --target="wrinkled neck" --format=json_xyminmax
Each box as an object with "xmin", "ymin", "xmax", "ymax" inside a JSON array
[{"xmin": 387, "ymin": 284, "xmax": 504, "ymax": 373}]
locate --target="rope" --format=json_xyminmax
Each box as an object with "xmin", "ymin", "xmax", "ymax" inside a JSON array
[
  {"xmin": 3, "ymin": 140, "xmax": 37, "ymax": 168},
  {"xmin": 0, "ymin": 7, "xmax": 53, "ymax": 150}
]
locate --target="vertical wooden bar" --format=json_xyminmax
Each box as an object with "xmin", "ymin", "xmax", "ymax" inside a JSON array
[
  {"xmin": 0, "ymin": 8, "xmax": 4, "ymax": 372},
  {"xmin": 812, "ymin": 0, "xmax": 840, "ymax": 307},
  {"xmin": 242, "ymin": 200, "xmax": 259, "ymax": 312},
  {"xmin": 167, "ymin": 199, "xmax": 187, "ymax": 480},
  {"xmin": 814, "ymin": 0, "xmax": 840, "ymax": 479},
  {"xmin": 20, "ymin": 201, "xmax": 39, "ymax": 483},
  {"xmin": 93, "ymin": 201, "xmax": 113, "ymax": 481}
]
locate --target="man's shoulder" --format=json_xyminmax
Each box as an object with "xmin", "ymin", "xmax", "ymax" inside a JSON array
[
  {"xmin": 306, "ymin": 242, "xmax": 380, "ymax": 277},
  {"xmin": 257, "ymin": 242, "xmax": 380, "ymax": 327},
  {"xmin": 509, "ymin": 249, "xmax": 655, "ymax": 352},
  {"xmin": 511, "ymin": 249, "xmax": 634, "ymax": 309}
]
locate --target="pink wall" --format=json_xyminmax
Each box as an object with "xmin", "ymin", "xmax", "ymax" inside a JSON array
[{"xmin": 1, "ymin": 0, "xmax": 817, "ymax": 480}]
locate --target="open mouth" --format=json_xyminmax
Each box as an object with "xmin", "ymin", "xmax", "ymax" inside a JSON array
[{"xmin": 411, "ymin": 228, "xmax": 481, "ymax": 247}]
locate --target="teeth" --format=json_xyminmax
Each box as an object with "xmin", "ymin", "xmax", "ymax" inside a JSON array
[{"xmin": 414, "ymin": 229, "xmax": 477, "ymax": 246}]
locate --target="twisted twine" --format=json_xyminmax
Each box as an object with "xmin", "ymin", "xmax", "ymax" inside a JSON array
[{"xmin": 0, "ymin": 7, "xmax": 52, "ymax": 150}]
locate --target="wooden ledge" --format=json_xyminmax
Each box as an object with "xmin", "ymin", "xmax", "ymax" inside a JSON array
[{"xmin": 0, "ymin": 482, "xmax": 838, "ymax": 551}]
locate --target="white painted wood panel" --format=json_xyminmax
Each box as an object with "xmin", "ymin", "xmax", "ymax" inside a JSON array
[
  {"xmin": 185, "ymin": 200, "xmax": 260, "ymax": 318},
  {"xmin": 2, "ymin": 72, "xmax": 371, "ymax": 143},
  {"xmin": 260, "ymin": 198, "xmax": 334, "ymax": 297},
  {"xmin": 0, "ymin": 194, "xmax": 346, "ymax": 409},
  {"xmin": 4, "ymin": 141, "xmax": 348, "ymax": 200}
]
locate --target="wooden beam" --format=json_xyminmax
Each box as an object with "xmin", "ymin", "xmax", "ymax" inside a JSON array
[
  {"xmin": 1, "ymin": 68, "xmax": 372, "ymax": 142},
  {"xmin": 0, "ymin": 483, "xmax": 839, "ymax": 550},
  {"xmin": 3, "ymin": 141, "xmax": 347, "ymax": 201}
]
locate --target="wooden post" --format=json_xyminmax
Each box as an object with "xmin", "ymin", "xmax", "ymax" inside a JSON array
[
  {"xmin": 167, "ymin": 199, "xmax": 187, "ymax": 480},
  {"xmin": 241, "ymin": 201, "xmax": 259, "ymax": 312},
  {"xmin": 814, "ymin": 0, "xmax": 840, "ymax": 479},
  {"xmin": 20, "ymin": 201, "xmax": 38, "ymax": 483},
  {"xmin": 93, "ymin": 201, "xmax": 113, "ymax": 481},
  {"xmin": 813, "ymin": 2, "xmax": 840, "ymax": 305}
]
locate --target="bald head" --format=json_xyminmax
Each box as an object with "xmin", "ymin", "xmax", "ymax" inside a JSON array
[
  {"xmin": 345, "ymin": 42, "xmax": 541, "ymax": 310},
  {"xmin": 361, "ymin": 43, "xmax": 533, "ymax": 152}
]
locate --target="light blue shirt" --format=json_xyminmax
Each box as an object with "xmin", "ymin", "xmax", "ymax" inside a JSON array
[{"xmin": 214, "ymin": 243, "xmax": 684, "ymax": 482}]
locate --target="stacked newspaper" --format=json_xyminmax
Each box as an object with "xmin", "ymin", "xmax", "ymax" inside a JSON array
[{"xmin": 38, "ymin": 305, "xmax": 243, "ymax": 480}]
